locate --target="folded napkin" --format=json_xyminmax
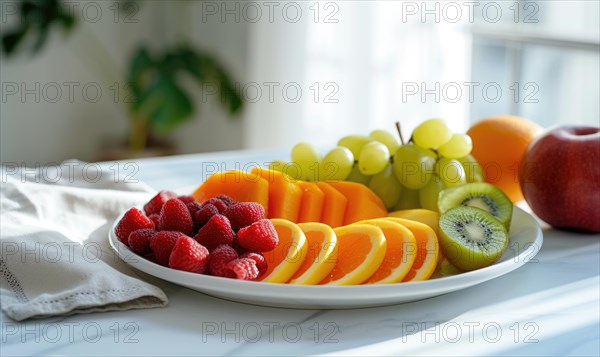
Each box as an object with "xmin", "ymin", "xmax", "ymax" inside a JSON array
[{"xmin": 1, "ymin": 160, "xmax": 168, "ymax": 321}]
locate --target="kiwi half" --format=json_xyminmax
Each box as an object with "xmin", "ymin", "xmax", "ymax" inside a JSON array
[
  {"xmin": 438, "ymin": 206, "xmax": 509, "ymax": 271},
  {"xmin": 438, "ymin": 182, "xmax": 513, "ymax": 229}
]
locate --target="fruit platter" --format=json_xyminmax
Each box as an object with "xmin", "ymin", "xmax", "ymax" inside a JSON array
[{"xmin": 109, "ymin": 117, "xmax": 547, "ymax": 308}]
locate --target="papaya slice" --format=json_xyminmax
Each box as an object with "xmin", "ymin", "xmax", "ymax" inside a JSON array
[
  {"xmin": 191, "ymin": 170, "xmax": 268, "ymax": 212},
  {"xmin": 296, "ymin": 181, "xmax": 325, "ymax": 223},
  {"xmin": 315, "ymin": 182, "xmax": 347, "ymax": 228},
  {"xmin": 251, "ymin": 167, "xmax": 302, "ymax": 222},
  {"xmin": 327, "ymin": 181, "xmax": 387, "ymax": 225}
]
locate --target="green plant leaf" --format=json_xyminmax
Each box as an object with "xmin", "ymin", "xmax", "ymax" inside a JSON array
[
  {"xmin": 178, "ymin": 48, "xmax": 244, "ymax": 115},
  {"xmin": 2, "ymin": 29, "xmax": 29, "ymax": 54},
  {"xmin": 127, "ymin": 45, "xmax": 244, "ymax": 145},
  {"xmin": 2, "ymin": 0, "xmax": 76, "ymax": 55},
  {"xmin": 144, "ymin": 77, "xmax": 193, "ymax": 135},
  {"xmin": 128, "ymin": 47, "xmax": 154, "ymax": 104}
]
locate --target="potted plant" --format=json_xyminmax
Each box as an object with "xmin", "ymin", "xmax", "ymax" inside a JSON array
[{"xmin": 2, "ymin": 0, "xmax": 244, "ymax": 159}]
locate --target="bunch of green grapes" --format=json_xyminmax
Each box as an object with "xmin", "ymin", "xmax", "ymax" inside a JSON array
[
  {"xmin": 267, "ymin": 129, "xmax": 403, "ymax": 209},
  {"xmin": 268, "ymin": 142, "xmax": 355, "ymax": 182},
  {"xmin": 268, "ymin": 118, "xmax": 485, "ymax": 212},
  {"xmin": 392, "ymin": 118, "xmax": 484, "ymax": 211},
  {"xmin": 336, "ymin": 130, "xmax": 402, "ymax": 209}
]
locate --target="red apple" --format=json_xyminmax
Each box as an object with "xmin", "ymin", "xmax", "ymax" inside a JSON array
[{"xmin": 519, "ymin": 125, "xmax": 600, "ymax": 233}]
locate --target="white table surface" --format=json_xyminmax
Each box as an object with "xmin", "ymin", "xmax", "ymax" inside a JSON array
[{"xmin": 2, "ymin": 150, "xmax": 599, "ymax": 356}]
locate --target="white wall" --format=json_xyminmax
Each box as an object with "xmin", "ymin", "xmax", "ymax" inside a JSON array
[
  {"xmin": 163, "ymin": 1, "xmax": 247, "ymax": 156},
  {"xmin": 1, "ymin": 1, "xmax": 248, "ymax": 166}
]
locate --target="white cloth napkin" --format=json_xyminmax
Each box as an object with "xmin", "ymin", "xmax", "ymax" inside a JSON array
[{"xmin": 0, "ymin": 161, "xmax": 168, "ymax": 321}]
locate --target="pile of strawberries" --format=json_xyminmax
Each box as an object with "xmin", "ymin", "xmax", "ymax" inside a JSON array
[{"xmin": 114, "ymin": 191, "xmax": 279, "ymax": 280}]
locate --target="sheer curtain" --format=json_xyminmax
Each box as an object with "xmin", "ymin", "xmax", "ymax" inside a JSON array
[
  {"xmin": 243, "ymin": 2, "xmax": 471, "ymax": 151},
  {"xmin": 242, "ymin": 1, "xmax": 599, "ymax": 151}
]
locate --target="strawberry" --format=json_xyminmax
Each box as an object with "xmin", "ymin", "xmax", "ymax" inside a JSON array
[
  {"xmin": 158, "ymin": 198, "xmax": 193, "ymax": 235},
  {"xmin": 208, "ymin": 244, "xmax": 239, "ymax": 277},
  {"xmin": 194, "ymin": 203, "xmax": 219, "ymax": 228},
  {"xmin": 224, "ymin": 258, "xmax": 259, "ymax": 280},
  {"xmin": 225, "ymin": 202, "xmax": 265, "ymax": 232},
  {"xmin": 127, "ymin": 228, "xmax": 156, "ymax": 255},
  {"xmin": 151, "ymin": 231, "xmax": 184, "ymax": 266},
  {"xmin": 236, "ymin": 219, "xmax": 279, "ymax": 252},
  {"xmin": 194, "ymin": 214, "xmax": 235, "ymax": 251},
  {"xmin": 115, "ymin": 208, "xmax": 155, "ymax": 245},
  {"xmin": 169, "ymin": 236, "xmax": 210, "ymax": 274},
  {"xmin": 144, "ymin": 190, "xmax": 177, "ymax": 216},
  {"xmin": 240, "ymin": 252, "xmax": 267, "ymax": 276}
]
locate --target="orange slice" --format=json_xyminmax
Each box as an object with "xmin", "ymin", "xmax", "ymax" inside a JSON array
[
  {"xmin": 387, "ymin": 209, "xmax": 440, "ymax": 234},
  {"xmin": 288, "ymin": 223, "xmax": 338, "ymax": 285},
  {"xmin": 319, "ymin": 224, "xmax": 387, "ymax": 285},
  {"xmin": 258, "ymin": 219, "xmax": 308, "ymax": 283},
  {"xmin": 388, "ymin": 209, "xmax": 442, "ymax": 265},
  {"xmin": 385, "ymin": 217, "xmax": 439, "ymax": 282},
  {"xmin": 358, "ymin": 219, "xmax": 417, "ymax": 284}
]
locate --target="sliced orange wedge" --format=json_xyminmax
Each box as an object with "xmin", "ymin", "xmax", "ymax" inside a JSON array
[
  {"xmin": 385, "ymin": 217, "xmax": 439, "ymax": 282},
  {"xmin": 288, "ymin": 223, "xmax": 338, "ymax": 285},
  {"xmin": 258, "ymin": 219, "xmax": 308, "ymax": 283},
  {"xmin": 387, "ymin": 209, "xmax": 440, "ymax": 234},
  {"xmin": 319, "ymin": 224, "xmax": 387, "ymax": 285},
  {"xmin": 357, "ymin": 219, "xmax": 417, "ymax": 284}
]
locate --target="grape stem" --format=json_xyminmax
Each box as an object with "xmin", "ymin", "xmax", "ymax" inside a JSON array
[{"xmin": 395, "ymin": 121, "xmax": 405, "ymax": 145}]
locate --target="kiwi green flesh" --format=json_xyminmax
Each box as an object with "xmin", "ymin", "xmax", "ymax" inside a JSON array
[
  {"xmin": 439, "ymin": 206, "xmax": 509, "ymax": 271},
  {"xmin": 438, "ymin": 182, "xmax": 513, "ymax": 229}
]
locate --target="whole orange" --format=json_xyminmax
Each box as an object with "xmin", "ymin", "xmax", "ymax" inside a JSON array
[{"xmin": 467, "ymin": 115, "xmax": 542, "ymax": 202}]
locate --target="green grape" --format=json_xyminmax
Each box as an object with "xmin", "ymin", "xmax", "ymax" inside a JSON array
[
  {"xmin": 291, "ymin": 142, "xmax": 321, "ymax": 181},
  {"xmin": 346, "ymin": 162, "xmax": 371, "ymax": 185},
  {"xmin": 392, "ymin": 187, "xmax": 421, "ymax": 210},
  {"xmin": 392, "ymin": 144, "xmax": 437, "ymax": 190},
  {"xmin": 358, "ymin": 141, "xmax": 390, "ymax": 175},
  {"xmin": 412, "ymin": 118, "xmax": 452, "ymax": 149},
  {"xmin": 337, "ymin": 135, "xmax": 374, "ymax": 158},
  {"xmin": 435, "ymin": 157, "xmax": 466, "ymax": 187},
  {"xmin": 437, "ymin": 133, "xmax": 473, "ymax": 159},
  {"xmin": 320, "ymin": 146, "xmax": 354, "ymax": 181},
  {"xmin": 269, "ymin": 160, "xmax": 287, "ymax": 172},
  {"xmin": 419, "ymin": 174, "xmax": 444, "ymax": 211},
  {"xmin": 368, "ymin": 165, "xmax": 402, "ymax": 209},
  {"xmin": 281, "ymin": 162, "xmax": 302, "ymax": 180},
  {"xmin": 458, "ymin": 154, "xmax": 484, "ymax": 183},
  {"xmin": 369, "ymin": 129, "xmax": 400, "ymax": 154}
]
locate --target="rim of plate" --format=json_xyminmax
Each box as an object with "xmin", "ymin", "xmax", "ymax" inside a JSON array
[{"xmin": 109, "ymin": 205, "xmax": 543, "ymax": 294}]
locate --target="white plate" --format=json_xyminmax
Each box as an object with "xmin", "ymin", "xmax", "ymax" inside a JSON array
[{"xmin": 109, "ymin": 206, "xmax": 543, "ymax": 309}]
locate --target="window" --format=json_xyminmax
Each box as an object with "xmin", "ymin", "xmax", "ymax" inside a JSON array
[
  {"xmin": 470, "ymin": 0, "xmax": 600, "ymax": 127},
  {"xmin": 244, "ymin": 1, "xmax": 599, "ymax": 149}
]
